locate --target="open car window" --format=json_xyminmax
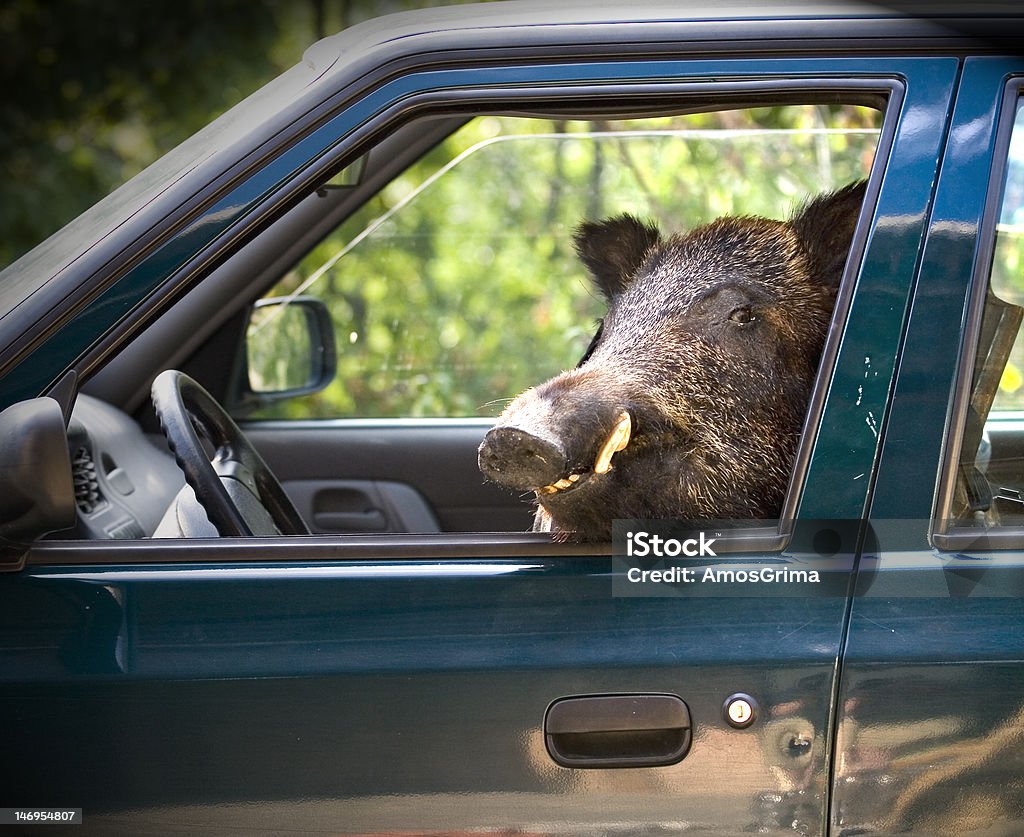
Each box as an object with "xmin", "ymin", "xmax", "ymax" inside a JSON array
[{"xmin": 239, "ymin": 107, "xmax": 880, "ymax": 421}]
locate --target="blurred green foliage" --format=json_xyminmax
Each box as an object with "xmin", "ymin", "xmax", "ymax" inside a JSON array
[
  {"xmin": 0, "ymin": 0, "xmax": 493, "ymax": 268},
  {"xmin": 258, "ymin": 105, "xmax": 880, "ymax": 419},
  {"xmin": 989, "ymin": 233, "xmax": 1024, "ymax": 408},
  {"xmin": 988, "ymin": 101, "xmax": 1024, "ymax": 411}
]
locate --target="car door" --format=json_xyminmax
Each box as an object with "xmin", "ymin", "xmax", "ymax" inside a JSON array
[
  {"xmin": 0, "ymin": 22, "xmax": 957, "ymax": 837},
  {"xmin": 834, "ymin": 58, "xmax": 1024, "ymax": 835}
]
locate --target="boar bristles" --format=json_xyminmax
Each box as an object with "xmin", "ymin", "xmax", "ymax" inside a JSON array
[
  {"xmin": 573, "ymin": 214, "xmax": 661, "ymax": 300},
  {"xmin": 484, "ymin": 182, "xmax": 868, "ymax": 542},
  {"xmin": 790, "ymin": 180, "xmax": 867, "ymax": 289}
]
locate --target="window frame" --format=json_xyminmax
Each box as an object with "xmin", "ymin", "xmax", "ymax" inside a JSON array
[
  {"xmin": 933, "ymin": 76, "xmax": 1024, "ymax": 551},
  {"xmin": 33, "ymin": 72, "xmax": 904, "ymax": 564}
]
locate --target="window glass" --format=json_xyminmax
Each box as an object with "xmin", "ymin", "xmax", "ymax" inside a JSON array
[
  {"xmin": 987, "ymin": 102, "xmax": 1024, "ymax": 410},
  {"xmin": 950, "ymin": 99, "xmax": 1024, "ymax": 527},
  {"xmin": 253, "ymin": 106, "xmax": 880, "ymax": 419}
]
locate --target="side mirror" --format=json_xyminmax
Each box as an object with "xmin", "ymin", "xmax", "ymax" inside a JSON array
[
  {"xmin": 0, "ymin": 397, "xmax": 76, "ymax": 569},
  {"xmin": 234, "ymin": 296, "xmax": 337, "ymax": 413}
]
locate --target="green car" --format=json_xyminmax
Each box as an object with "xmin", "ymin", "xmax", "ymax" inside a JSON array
[{"xmin": 2, "ymin": 3, "xmax": 1024, "ymax": 835}]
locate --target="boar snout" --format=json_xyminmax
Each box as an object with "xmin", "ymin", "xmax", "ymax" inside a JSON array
[
  {"xmin": 479, "ymin": 390, "xmax": 633, "ymax": 497},
  {"xmin": 478, "ymin": 426, "xmax": 568, "ymax": 491}
]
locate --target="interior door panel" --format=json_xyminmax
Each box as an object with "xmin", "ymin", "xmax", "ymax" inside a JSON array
[{"xmin": 245, "ymin": 422, "xmax": 536, "ymax": 534}]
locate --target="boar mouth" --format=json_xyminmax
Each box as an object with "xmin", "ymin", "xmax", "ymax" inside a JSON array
[{"xmin": 538, "ymin": 411, "xmax": 632, "ymax": 496}]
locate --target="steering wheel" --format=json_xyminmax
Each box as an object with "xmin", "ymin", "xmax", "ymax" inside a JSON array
[{"xmin": 151, "ymin": 370, "xmax": 309, "ymax": 536}]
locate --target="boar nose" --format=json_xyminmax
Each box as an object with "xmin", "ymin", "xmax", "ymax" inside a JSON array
[{"xmin": 478, "ymin": 426, "xmax": 567, "ymax": 490}]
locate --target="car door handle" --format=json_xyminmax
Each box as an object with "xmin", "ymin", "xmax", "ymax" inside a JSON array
[
  {"xmin": 312, "ymin": 509, "xmax": 388, "ymax": 531},
  {"xmin": 544, "ymin": 693, "xmax": 691, "ymax": 768},
  {"xmin": 286, "ymin": 480, "xmax": 440, "ymax": 533}
]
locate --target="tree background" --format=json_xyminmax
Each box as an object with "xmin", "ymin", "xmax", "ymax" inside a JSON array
[
  {"xmin": 256, "ymin": 109, "xmax": 879, "ymax": 418},
  {"xmin": 0, "ymin": 0, "xmax": 487, "ymax": 269}
]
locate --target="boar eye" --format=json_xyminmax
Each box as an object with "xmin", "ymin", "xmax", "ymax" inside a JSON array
[{"xmin": 729, "ymin": 306, "xmax": 756, "ymax": 325}]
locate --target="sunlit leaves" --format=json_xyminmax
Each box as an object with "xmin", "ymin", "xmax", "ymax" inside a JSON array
[{"xmin": 259, "ymin": 106, "xmax": 880, "ymax": 419}]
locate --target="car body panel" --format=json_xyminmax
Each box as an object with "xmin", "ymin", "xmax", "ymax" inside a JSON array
[
  {"xmin": 4, "ymin": 555, "xmax": 851, "ymax": 835},
  {"xmin": 833, "ymin": 58, "xmax": 1024, "ymax": 836}
]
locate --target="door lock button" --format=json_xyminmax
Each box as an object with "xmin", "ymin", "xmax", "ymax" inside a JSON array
[{"xmin": 724, "ymin": 693, "xmax": 758, "ymax": 728}]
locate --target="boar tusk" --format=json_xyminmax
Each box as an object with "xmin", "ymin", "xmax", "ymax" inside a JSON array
[
  {"xmin": 537, "ymin": 412, "xmax": 630, "ymax": 494},
  {"xmin": 593, "ymin": 411, "xmax": 632, "ymax": 475},
  {"xmin": 540, "ymin": 473, "xmax": 584, "ymax": 494}
]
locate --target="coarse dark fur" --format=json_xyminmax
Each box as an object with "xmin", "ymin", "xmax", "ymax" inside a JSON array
[{"xmin": 477, "ymin": 181, "xmax": 866, "ymax": 541}]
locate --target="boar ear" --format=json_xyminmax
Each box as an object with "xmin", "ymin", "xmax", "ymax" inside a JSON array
[
  {"xmin": 790, "ymin": 180, "xmax": 867, "ymax": 290},
  {"xmin": 573, "ymin": 214, "xmax": 661, "ymax": 300}
]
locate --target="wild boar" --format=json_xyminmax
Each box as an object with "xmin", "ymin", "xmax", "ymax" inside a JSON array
[{"xmin": 477, "ymin": 182, "xmax": 865, "ymax": 541}]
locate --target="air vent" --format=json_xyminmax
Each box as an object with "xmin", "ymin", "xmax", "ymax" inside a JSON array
[{"xmin": 72, "ymin": 447, "xmax": 103, "ymax": 515}]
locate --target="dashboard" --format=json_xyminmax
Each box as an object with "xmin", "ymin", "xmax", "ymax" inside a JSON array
[{"xmin": 65, "ymin": 394, "xmax": 184, "ymax": 539}]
